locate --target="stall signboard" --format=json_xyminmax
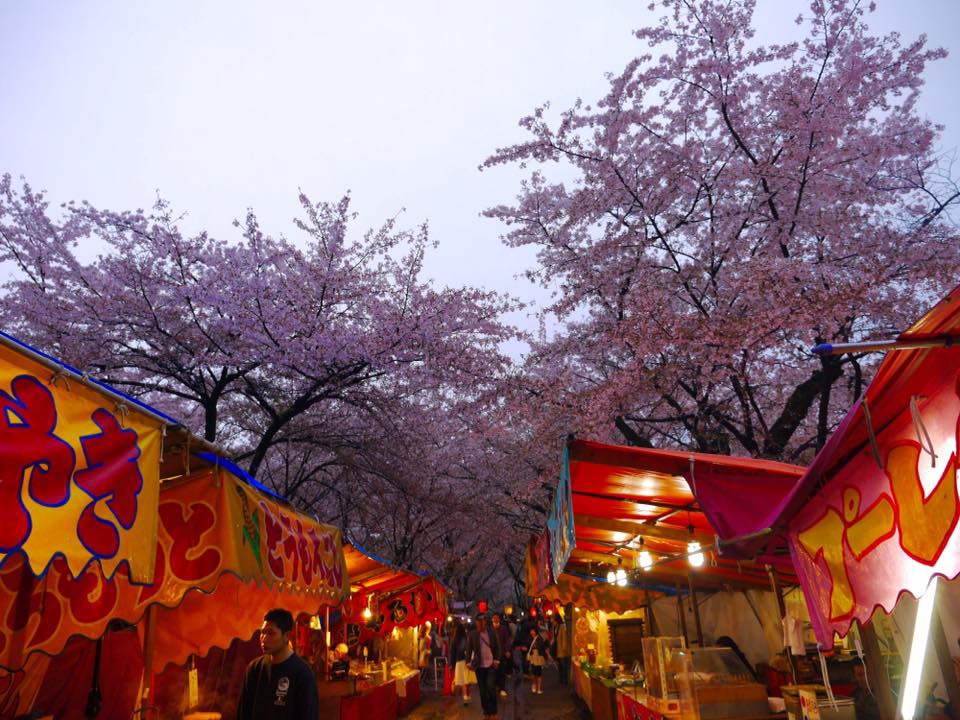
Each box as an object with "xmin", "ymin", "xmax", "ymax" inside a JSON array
[
  {"xmin": 0, "ymin": 340, "xmax": 164, "ymax": 582},
  {"xmin": 787, "ymin": 370, "xmax": 960, "ymax": 646},
  {"xmin": 526, "ymin": 529, "xmax": 554, "ymax": 595},
  {"xmin": 799, "ymin": 689, "xmax": 821, "ymax": 720},
  {"xmin": 548, "ymin": 446, "xmax": 576, "ymax": 583},
  {"xmin": 376, "ymin": 579, "xmax": 447, "ymax": 634},
  {"xmin": 0, "ymin": 466, "xmax": 349, "ymax": 671}
]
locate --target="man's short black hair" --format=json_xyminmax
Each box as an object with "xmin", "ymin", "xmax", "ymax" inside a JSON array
[{"xmin": 264, "ymin": 608, "xmax": 294, "ymax": 634}]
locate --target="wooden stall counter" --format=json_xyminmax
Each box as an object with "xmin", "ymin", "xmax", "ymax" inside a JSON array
[
  {"xmin": 318, "ymin": 676, "xmax": 399, "ymax": 720},
  {"xmin": 341, "ymin": 678, "xmax": 398, "ymax": 720},
  {"xmin": 395, "ymin": 670, "xmax": 421, "ymax": 716},
  {"xmin": 574, "ymin": 664, "xmax": 593, "ymax": 709},
  {"xmin": 616, "ymin": 686, "xmax": 789, "ymax": 720},
  {"xmin": 591, "ymin": 676, "xmax": 619, "ymax": 720}
]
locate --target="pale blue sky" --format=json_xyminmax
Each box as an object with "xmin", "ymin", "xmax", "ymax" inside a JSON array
[{"xmin": 2, "ymin": 1, "xmax": 958, "ymax": 323}]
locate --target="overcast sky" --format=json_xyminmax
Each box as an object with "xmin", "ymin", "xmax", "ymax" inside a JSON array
[{"xmin": 2, "ymin": 1, "xmax": 958, "ymax": 329}]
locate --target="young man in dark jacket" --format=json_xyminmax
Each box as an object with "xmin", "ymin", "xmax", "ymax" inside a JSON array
[
  {"xmin": 238, "ymin": 608, "xmax": 319, "ymax": 720},
  {"xmin": 467, "ymin": 615, "xmax": 502, "ymax": 720}
]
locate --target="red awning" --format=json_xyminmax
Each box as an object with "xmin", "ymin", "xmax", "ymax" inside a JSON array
[
  {"xmin": 561, "ymin": 439, "xmax": 803, "ymax": 590},
  {"xmin": 768, "ymin": 284, "xmax": 960, "ymax": 537},
  {"xmin": 340, "ymin": 544, "xmax": 448, "ymax": 640},
  {"xmin": 762, "ymin": 284, "xmax": 960, "ymax": 646}
]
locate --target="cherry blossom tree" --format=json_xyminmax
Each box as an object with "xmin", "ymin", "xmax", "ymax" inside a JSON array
[
  {"xmin": 485, "ymin": 0, "xmax": 960, "ymax": 461},
  {"xmin": 0, "ymin": 176, "xmax": 524, "ymax": 596}
]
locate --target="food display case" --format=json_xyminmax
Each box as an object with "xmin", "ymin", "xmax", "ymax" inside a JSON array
[
  {"xmin": 640, "ymin": 636, "xmax": 688, "ymax": 717},
  {"xmin": 673, "ymin": 646, "xmax": 770, "ymax": 720}
]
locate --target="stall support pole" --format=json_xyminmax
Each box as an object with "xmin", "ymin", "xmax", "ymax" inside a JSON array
[
  {"xmin": 767, "ymin": 565, "xmax": 798, "ymax": 684},
  {"xmin": 860, "ymin": 619, "xmax": 896, "ymax": 720},
  {"xmin": 566, "ymin": 603, "xmax": 575, "ymax": 685},
  {"xmin": 325, "ymin": 605, "xmax": 331, "ymax": 681},
  {"xmin": 138, "ymin": 604, "xmax": 158, "ymax": 719},
  {"xmin": 645, "ymin": 589, "xmax": 657, "ymax": 637},
  {"xmin": 932, "ymin": 607, "xmax": 960, "ymax": 720},
  {"xmin": 687, "ymin": 574, "xmax": 703, "ymax": 647},
  {"xmin": 675, "ymin": 581, "xmax": 689, "ymax": 645}
]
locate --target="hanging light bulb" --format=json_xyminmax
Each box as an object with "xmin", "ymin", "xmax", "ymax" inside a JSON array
[
  {"xmin": 606, "ymin": 569, "xmax": 616, "ymax": 584},
  {"xmin": 688, "ymin": 540, "xmax": 704, "ymax": 567},
  {"xmin": 688, "ymin": 539, "xmax": 704, "ymax": 568},
  {"xmin": 635, "ymin": 538, "xmax": 653, "ymax": 571},
  {"xmin": 616, "ymin": 558, "xmax": 628, "ymax": 587},
  {"xmin": 687, "ymin": 520, "xmax": 704, "ymax": 568},
  {"xmin": 362, "ymin": 606, "xmax": 373, "ymax": 620},
  {"xmin": 640, "ymin": 549, "xmax": 653, "ymax": 571}
]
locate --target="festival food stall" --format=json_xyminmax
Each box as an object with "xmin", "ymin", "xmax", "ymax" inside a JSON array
[
  {"xmin": 0, "ymin": 331, "xmax": 351, "ymax": 719},
  {"xmin": 709, "ymin": 284, "xmax": 960, "ymax": 720},
  {"xmin": 0, "ymin": 454, "xmax": 351, "ymax": 719},
  {"xmin": 320, "ymin": 543, "xmax": 449, "ymax": 720},
  {"xmin": 144, "ymin": 459, "xmax": 350, "ymax": 717},
  {"xmin": 0, "ymin": 330, "xmax": 195, "ymax": 718},
  {"xmin": 531, "ymin": 439, "xmax": 811, "ymax": 720}
]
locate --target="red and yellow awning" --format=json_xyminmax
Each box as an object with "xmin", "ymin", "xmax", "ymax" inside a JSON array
[
  {"xmin": 0, "ymin": 465, "xmax": 348, "ymax": 671},
  {"xmin": 777, "ymin": 285, "xmax": 960, "ymax": 646}
]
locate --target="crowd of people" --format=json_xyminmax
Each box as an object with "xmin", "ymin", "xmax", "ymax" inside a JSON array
[
  {"xmin": 440, "ymin": 610, "xmax": 570, "ymax": 720},
  {"xmin": 237, "ymin": 606, "xmax": 570, "ymax": 720}
]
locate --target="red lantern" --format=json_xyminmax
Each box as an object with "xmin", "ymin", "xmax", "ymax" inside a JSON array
[
  {"xmin": 529, "ymin": 607, "xmax": 537, "ymax": 618},
  {"xmin": 478, "ymin": 600, "xmax": 488, "ymax": 614}
]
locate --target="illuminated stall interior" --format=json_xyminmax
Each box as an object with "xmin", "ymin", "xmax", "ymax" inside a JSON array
[
  {"xmin": 318, "ymin": 543, "xmax": 448, "ymax": 719},
  {"xmin": 536, "ymin": 439, "xmax": 820, "ymax": 720}
]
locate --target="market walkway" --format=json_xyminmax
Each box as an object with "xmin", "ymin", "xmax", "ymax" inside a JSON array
[{"xmin": 407, "ymin": 668, "xmax": 589, "ymax": 720}]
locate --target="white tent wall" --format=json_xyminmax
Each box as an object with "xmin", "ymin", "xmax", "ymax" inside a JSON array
[{"xmin": 650, "ymin": 590, "xmax": 784, "ymax": 667}]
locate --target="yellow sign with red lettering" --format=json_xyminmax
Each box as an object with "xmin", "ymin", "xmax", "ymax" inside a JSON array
[{"xmin": 0, "ymin": 341, "xmax": 163, "ymax": 582}]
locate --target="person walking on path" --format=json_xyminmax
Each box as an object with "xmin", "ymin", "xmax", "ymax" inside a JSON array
[
  {"xmin": 467, "ymin": 615, "xmax": 502, "ymax": 720},
  {"xmin": 514, "ymin": 617, "xmax": 532, "ymax": 676},
  {"xmin": 449, "ymin": 620, "xmax": 475, "ymax": 706},
  {"xmin": 238, "ymin": 608, "xmax": 319, "ymax": 720},
  {"xmin": 526, "ymin": 626, "xmax": 550, "ymax": 695},
  {"xmin": 553, "ymin": 614, "xmax": 571, "ymax": 686},
  {"xmin": 492, "ymin": 613, "xmax": 513, "ymax": 698}
]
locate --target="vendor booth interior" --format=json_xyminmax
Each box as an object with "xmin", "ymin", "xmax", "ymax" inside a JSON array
[
  {"xmin": 320, "ymin": 542, "xmax": 448, "ymax": 720},
  {"xmin": 528, "ymin": 438, "xmax": 821, "ymax": 720}
]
